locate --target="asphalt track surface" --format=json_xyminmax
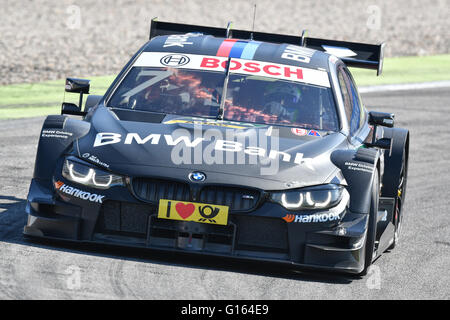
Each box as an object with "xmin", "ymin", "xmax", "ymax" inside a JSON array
[{"xmin": 0, "ymin": 87, "xmax": 449, "ymax": 300}]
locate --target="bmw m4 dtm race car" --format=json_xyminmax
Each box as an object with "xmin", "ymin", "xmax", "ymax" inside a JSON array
[{"xmin": 24, "ymin": 20, "xmax": 409, "ymax": 275}]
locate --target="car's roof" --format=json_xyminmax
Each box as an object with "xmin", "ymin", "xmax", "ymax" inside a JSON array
[{"xmin": 143, "ymin": 34, "xmax": 332, "ymax": 71}]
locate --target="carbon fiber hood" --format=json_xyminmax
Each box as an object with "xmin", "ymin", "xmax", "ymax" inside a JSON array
[{"xmin": 76, "ymin": 106, "xmax": 346, "ymax": 190}]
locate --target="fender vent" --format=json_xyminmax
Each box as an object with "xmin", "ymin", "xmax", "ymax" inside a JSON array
[
  {"xmin": 111, "ymin": 109, "xmax": 165, "ymax": 123},
  {"xmin": 355, "ymin": 148, "xmax": 378, "ymax": 164},
  {"xmin": 42, "ymin": 115, "xmax": 67, "ymax": 129}
]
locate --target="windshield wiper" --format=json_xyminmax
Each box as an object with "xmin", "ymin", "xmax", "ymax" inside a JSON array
[{"xmin": 217, "ymin": 56, "xmax": 232, "ymax": 120}]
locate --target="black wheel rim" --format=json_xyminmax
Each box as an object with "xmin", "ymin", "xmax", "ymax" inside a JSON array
[{"xmin": 394, "ymin": 152, "xmax": 408, "ymax": 242}]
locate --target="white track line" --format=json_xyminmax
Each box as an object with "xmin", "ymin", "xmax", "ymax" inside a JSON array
[{"xmin": 359, "ymin": 80, "xmax": 450, "ymax": 93}]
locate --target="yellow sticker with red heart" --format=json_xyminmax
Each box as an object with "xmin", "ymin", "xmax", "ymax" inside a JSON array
[{"xmin": 157, "ymin": 199, "xmax": 229, "ymax": 226}]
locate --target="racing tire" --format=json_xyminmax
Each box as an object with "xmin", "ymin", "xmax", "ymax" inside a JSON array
[
  {"xmin": 388, "ymin": 144, "xmax": 409, "ymax": 250},
  {"xmin": 381, "ymin": 128, "xmax": 409, "ymax": 251},
  {"xmin": 359, "ymin": 167, "xmax": 379, "ymax": 276}
]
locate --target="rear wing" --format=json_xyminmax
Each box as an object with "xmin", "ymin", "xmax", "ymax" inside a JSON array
[
  {"xmin": 305, "ymin": 38, "xmax": 385, "ymax": 76},
  {"xmin": 149, "ymin": 19, "xmax": 385, "ymax": 75}
]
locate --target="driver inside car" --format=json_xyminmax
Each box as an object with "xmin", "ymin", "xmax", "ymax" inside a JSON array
[
  {"xmin": 263, "ymin": 82, "xmax": 319, "ymax": 127},
  {"xmin": 141, "ymin": 69, "xmax": 220, "ymax": 115},
  {"xmin": 263, "ymin": 82, "xmax": 302, "ymax": 121}
]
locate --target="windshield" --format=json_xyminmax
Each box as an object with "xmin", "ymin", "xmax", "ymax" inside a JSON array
[
  {"xmin": 223, "ymin": 74, "xmax": 338, "ymax": 130},
  {"xmin": 107, "ymin": 66, "xmax": 339, "ymax": 131},
  {"xmin": 108, "ymin": 67, "xmax": 224, "ymax": 118}
]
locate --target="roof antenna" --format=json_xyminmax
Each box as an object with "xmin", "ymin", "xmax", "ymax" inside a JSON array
[
  {"xmin": 226, "ymin": 21, "xmax": 233, "ymax": 38},
  {"xmin": 250, "ymin": 4, "xmax": 257, "ymax": 40},
  {"xmin": 301, "ymin": 29, "xmax": 308, "ymax": 46}
]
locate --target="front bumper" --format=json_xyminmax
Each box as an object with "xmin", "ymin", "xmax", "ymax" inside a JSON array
[{"xmin": 24, "ymin": 178, "xmax": 369, "ymax": 274}]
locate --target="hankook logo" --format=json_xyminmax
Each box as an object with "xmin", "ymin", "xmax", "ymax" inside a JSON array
[
  {"xmin": 160, "ymin": 54, "xmax": 190, "ymax": 67},
  {"xmin": 282, "ymin": 212, "xmax": 340, "ymax": 223},
  {"xmin": 55, "ymin": 181, "xmax": 105, "ymax": 203}
]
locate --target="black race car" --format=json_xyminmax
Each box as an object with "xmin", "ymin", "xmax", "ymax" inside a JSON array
[{"xmin": 24, "ymin": 20, "xmax": 409, "ymax": 275}]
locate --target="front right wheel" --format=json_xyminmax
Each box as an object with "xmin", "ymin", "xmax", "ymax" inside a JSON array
[
  {"xmin": 388, "ymin": 145, "xmax": 409, "ymax": 250},
  {"xmin": 359, "ymin": 167, "xmax": 379, "ymax": 276}
]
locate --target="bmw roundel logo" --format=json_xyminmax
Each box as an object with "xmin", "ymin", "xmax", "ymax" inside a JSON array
[{"xmin": 189, "ymin": 172, "xmax": 206, "ymax": 182}]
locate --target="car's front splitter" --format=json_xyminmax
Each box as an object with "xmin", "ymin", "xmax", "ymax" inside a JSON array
[{"xmin": 25, "ymin": 178, "xmax": 369, "ymax": 274}]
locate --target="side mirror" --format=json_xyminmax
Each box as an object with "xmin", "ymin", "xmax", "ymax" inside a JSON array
[
  {"xmin": 368, "ymin": 111, "xmax": 395, "ymax": 128},
  {"xmin": 61, "ymin": 78, "xmax": 91, "ymax": 116},
  {"xmin": 366, "ymin": 111, "xmax": 394, "ymax": 149},
  {"xmin": 65, "ymin": 78, "xmax": 90, "ymax": 94},
  {"xmin": 61, "ymin": 102, "xmax": 87, "ymax": 116}
]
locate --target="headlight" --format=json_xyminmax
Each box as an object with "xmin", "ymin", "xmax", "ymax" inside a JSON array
[
  {"xmin": 270, "ymin": 185, "xmax": 346, "ymax": 210},
  {"xmin": 62, "ymin": 158, "xmax": 124, "ymax": 190}
]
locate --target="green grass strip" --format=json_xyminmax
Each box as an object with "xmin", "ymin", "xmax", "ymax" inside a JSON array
[{"xmin": 350, "ymin": 54, "xmax": 450, "ymax": 86}]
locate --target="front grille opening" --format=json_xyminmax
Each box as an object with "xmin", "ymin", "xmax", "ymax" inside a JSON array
[
  {"xmin": 31, "ymin": 203, "xmax": 81, "ymax": 218},
  {"xmin": 96, "ymin": 201, "xmax": 153, "ymax": 239},
  {"xmin": 147, "ymin": 215, "xmax": 235, "ymax": 253},
  {"xmin": 307, "ymin": 233, "xmax": 351, "ymax": 249},
  {"xmin": 207, "ymin": 233, "xmax": 232, "ymax": 245},
  {"xmin": 149, "ymin": 227, "xmax": 176, "ymax": 239},
  {"xmin": 35, "ymin": 203, "xmax": 56, "ymax": 215},
  {"xmin": 234, "ymin": 244, "xmax": 288, "ymax": 254},
  {"xmin": 199, "ymin": 186, "xmax": 260, "ymax": 212},
  {"xmin": 132, "ymin": 178, "xmax": 190, "ymax": 203},
  {"xmin": 132, "ymin": 177, "xmax": 261, "ymax": 212},
  {"xmin": 233, "ymin": 215, "xmax": 288, "ymax": 254}
]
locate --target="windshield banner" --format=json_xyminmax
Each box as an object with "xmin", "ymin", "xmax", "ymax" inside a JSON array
[{"xmin": 133, "ymin": 52, "xmax": 330, "ymax": 88}]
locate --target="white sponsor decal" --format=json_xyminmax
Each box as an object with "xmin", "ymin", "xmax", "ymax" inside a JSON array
[
  {"xmin": 160, "ymin": 54, "xmax": 190, "ymax": 67},
  {"xmin": 81, "ymin": 153, "xmax": 109, "ymax": 168},
  {"xmin": 41, "ymin": 129, "xmax": 73, "ymax": 139},
  {"xmin": 56, "ymin": 182, "xmax": 105, "ymax": 203},
  {"xmin": 291, "ymin": 128, "xmax": 308, "ymax": 136},
  {"xmin": 345, "ymin": 161, "xmax": 373, "ymax": 174},
  {"xmin": 92, "ymin": 132, "xmax": 315, "ymax": 168},
  {"xmin": 322, "ymin": 45, "xmax": 357, "ymax": 58},
  {"xmin": 283, "ymin": 212, "xmax": 340, "ymax": 223},
  {"xmin": 281, "ymin": 45, "xmax": 315, "ymax": 63},
  {"xmin": 229, "ymin": 57, "xmax": 330, "ymax": 87},
  {"xmin": 133, "ymin": 52, "xmax": 331, "ymax": 87},
  {"xmin": 163, "ymin": 33, "xmax": 200, "ymax": 48}
]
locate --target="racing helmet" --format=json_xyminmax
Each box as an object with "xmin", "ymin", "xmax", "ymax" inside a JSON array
[
  {"xmin": 263, "ymin": 82, "xmax": 302, "ymax": 119},
  {"xmin": 264, "ymin": 81, "xmax": 302, "ymax": 107}
]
